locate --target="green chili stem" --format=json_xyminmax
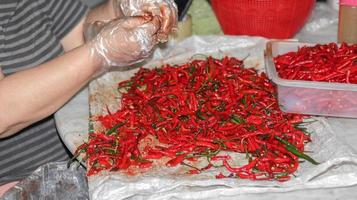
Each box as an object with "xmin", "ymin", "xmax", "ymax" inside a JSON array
[
  {"xmin": 196, "ymin": 111, "xmax": 206, "ymax": 120},
  {"xmin": 181, "ymin": 162, "xmax": 201, "ymax": 171}
]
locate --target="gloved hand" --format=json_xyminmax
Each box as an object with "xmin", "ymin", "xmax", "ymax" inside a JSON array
[
  {"xmin": 87, "ymin": 16, "xmax": 160, "ymax": 71},
  {"xmin": 111, "ymin": 0, "xmax": 178, "ymax": 42}
]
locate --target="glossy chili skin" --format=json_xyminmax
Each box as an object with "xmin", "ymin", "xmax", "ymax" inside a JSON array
[
  {"xmin": 77, "ymin": 56, "xmax": 315, "ymax": 181},
  {"xmin": 274, "ymin": 42, "xmax": 357, "ymax": 84}
]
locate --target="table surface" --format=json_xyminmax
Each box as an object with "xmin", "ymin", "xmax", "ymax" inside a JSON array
[{"xmin": 54, "ymin": 3, "xmax": 357, "ymax": 199}]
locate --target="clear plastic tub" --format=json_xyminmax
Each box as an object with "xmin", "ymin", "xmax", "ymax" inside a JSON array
[{"xmin": 265, "ymin": 41, "xmax": 357, "ymax": 118}]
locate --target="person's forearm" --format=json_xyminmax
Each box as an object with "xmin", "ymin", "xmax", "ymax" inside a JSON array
[
  {"xmin": 0, "ymin": 44, "xmax": 100, "ymax": 138},
  {"xmin": 62, "ymin": 1, "xmax": 122, "ymax": 52}
]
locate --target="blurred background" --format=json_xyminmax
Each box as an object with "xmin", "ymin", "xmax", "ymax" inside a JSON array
[
  {"xmin": 80, "ymin": 0, "xmax": 333, "ymax": 41},
  {"xmin": 81, "ymin": 0, "xmax": 327, "ymax": 8}
]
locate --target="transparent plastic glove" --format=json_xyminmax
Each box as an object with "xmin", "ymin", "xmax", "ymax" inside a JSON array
[
  {"xmin": 88, "ymin": 16, "xmax": 160, "ymax": 71},
  {"xmin": 113, "ymin": 0, "xmax": 178, "ymax": 42}
]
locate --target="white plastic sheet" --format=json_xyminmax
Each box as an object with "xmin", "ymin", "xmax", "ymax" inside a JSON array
[
  {"xmin": 1, "ymin": 162, "xmax": 88, "ymax": 200},
  {"xmin": 88, "ymin": 36, "xmax": 357, "ymax": 200}
]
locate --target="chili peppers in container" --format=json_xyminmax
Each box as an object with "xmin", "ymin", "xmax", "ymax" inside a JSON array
[
  {"xmin": 266, "ymin": 41, "xmax": 357, "ymax": 118},
  {"xmin": 77, "ymin": 56, "xmax": 318, "ymax": 181},
  {"xmin": 274, "ymin": 42, "xmax": 357, "ymax": 84}
]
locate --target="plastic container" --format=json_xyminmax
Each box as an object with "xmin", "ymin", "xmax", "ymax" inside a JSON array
[
  {"xmin": 170, "ymin": 14, "xmax": 192, "ymax": 43},
  {"xmin": 338, "ymin": 0, "xmax": 357, "ymax": 43},
  {"xmin": 265, "ymin": 41, "xmax": 357, "ymax": 118},
  {"xmin": 211, "ymin": 0, "xmax": 315, "ymax": 39}
]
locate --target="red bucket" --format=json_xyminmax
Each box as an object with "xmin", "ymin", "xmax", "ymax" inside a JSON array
[{"xmin": 211, "ymin": 0, "xmax": 315, "ymax": 39}]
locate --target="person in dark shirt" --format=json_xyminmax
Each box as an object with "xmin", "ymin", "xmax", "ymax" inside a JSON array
[{"xmin": 0, "ymin": 0, "xmax": 177, "ymax": 195}]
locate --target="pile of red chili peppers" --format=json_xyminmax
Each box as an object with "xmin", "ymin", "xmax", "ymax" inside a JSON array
[
  {"xmin": 274, "ymin": 42, "xmax": 357, "ymax": 84},
  {"xmin": 76, "ymin": 56, "xmax": 318, "ymax": 181}
]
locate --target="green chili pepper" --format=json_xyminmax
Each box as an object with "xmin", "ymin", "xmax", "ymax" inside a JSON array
[
  {"xmin": 188, "ymin": 65, "xmax": 196, "ymax": 75},
  {"xmin": 137, "ymin": 84, "xmax": 147, "ymax": 92},
  {"xmin": 274, "ymin": 136, "xmax": 319, "ymax": 165},
  {"xmin": 104, "ymin": 148, "xmax": 117, "ymax": 155},
  {"xmin": 106, "ymin": 121, "xmax": 126, "ymax": 135},
  {"xmin": 214, "ymin": 139, "xmax": 227, "ymax": 149},
  {"xmin": 117, "ymin": 81, "xmax": 134, "ymax": 93},
  {"xmin": 242, "ymin": 94, "xmax": 247, "ymax": 107},
  {"xmin": 231, "ymin": 114, "xmax": 243, "ymax": 124},
  {"xmin": 248, "ymin": 125, "xmax": 257, "ymax": 131},
  {"xmin": 264, "ymin": 108, "xmax": 271, "ymax": 115},
  {"xmin": 89, "ymin": 119, "xmax": 95, "ymax": 134},
  {"xmin": 293, "ymin": 124, "xmax": 310, "ymax": 135},
  {"xmin": 196, "ymin": 110, "xmax": 206, "ymax": 120}
]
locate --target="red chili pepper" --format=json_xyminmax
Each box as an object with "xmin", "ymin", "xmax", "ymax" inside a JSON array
[
  {"xmin": 246, "ymin": 115, "xmax": 263, "ymax": 125},
  {"xmin": 196, "ymin": 141, "xmax": 219, "ymax": 149},
  {"xmin": 188, "ymin": 169, "xmax": 200, "ymax": 174},
  {"xmin": 215, "ymin": 172, "xmax": 227, "ymax": 179},
  {"xmin": 223, "ymin": 159, "xmax": 258, "ymax": 173},
  {"xmin": 144, "ymin": 153, "xmax": 164, "ymax": 159},
  {"xmin": 139, "ymin": 162, "xmax": 153, "ymax": 169},
  {"xmin": 166, "ymin": 154, "xmax": 187, "ymax": 167},
  {"xmin": 210, "ymin": 155, "xmax": 231, "ymax": 161},
  {"xmin": 77, "ymin": 56, "xmax": 315, "ymax": 181},
  {"xmin": 276, "ymin": 175, "xmax": 291, "ymax": 182}
]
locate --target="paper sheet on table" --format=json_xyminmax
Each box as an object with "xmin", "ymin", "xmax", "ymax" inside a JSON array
[{"xmin": 88, "ymin": 36, "xmax": 357, "ymax": 200}]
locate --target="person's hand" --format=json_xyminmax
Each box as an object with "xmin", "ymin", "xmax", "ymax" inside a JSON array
[
  {"xmin": 88, "ymin": 16, "xmax": 160, "ymax": 71},
  {"xmin": 112, "ymin": 0, "xmax": 178, "ymax": 42}
]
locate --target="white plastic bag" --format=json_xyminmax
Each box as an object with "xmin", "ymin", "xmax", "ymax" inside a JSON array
[{"xmin": 87, "ymin": 36, "xmax": 357, "ymax": 200}]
